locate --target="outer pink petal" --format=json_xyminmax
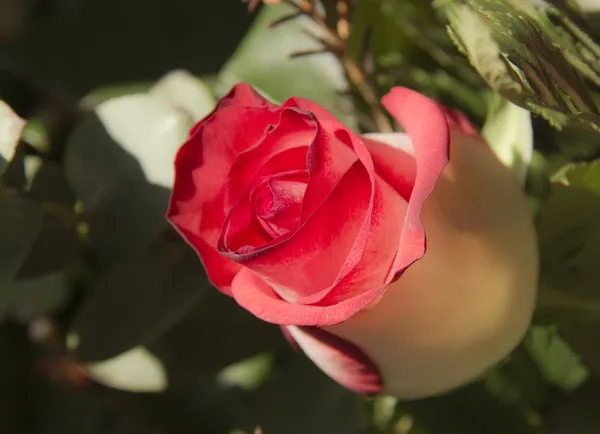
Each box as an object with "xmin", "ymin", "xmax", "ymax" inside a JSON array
[
  {"xmin": 188, "ymin": 83, "xmax": 274, "ymax": 138},
  {"xmin": 380, "ymin": 87, "xmax": 451, "ymax": 277},
  {"xmin": 285, "ymin": 325, "xmax": 382, "ymax": 395},
  {"xmin": 213, "ymin": 82, "xmax": 273, "ymax": 110},
  {"xmin": 168, "ymin": 105, "xmax": 279, "ymax": 292},
  {"xmin": 364, "ymin": 136, "xmax": 416, "ymax": 200},
  {"xmin": 231, "ymin": 268, "xmax": 387, "ymax": 326},
  {"xmin": 283, "ymin": 97, "xmax": 349, "ymax": 136},
  {"xmin": 317, "ymin": 173, "xmax": 408, "ymax": 304}
]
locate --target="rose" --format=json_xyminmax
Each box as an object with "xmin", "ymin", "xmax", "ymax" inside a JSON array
[{"xmin": 167, "ymin": 83, "xmax": 538, "ymax": 399}]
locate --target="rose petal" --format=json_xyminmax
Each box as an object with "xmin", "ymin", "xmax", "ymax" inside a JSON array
[
  {"xmin": 301, "ymin": 123, "xmax": 358, "ymax": 221},
  {"xmin": 221, "ymin": 170, "xmax": 308, "ymax": 252},
  {"xmin": 363, "ymin": 134, "xmax": 416, "ymax": 200},
  {"xmin": 225, "ymin": 108, "xmax": 314, "ymax": 209},
  {"xmin": 380, "ymin": 87, "xmax": 451, "ymax": 277},
  {"xmin": 317, "ymin": 173, "xmax": 408, "ymax": 304},
  {"xmin": 231, "ymin": 267, "xmax": 387, "ymax": 326},
  {"xmin": 188, "ymin": 83, "xmax": 274, "ymax": 137},
  {"xmin": 325, "ymin": 91, "xmax": 538, "ymax": 399},
  {"xmin": 284, "ymin": 97, "xmax": 349, "ymax": 136},
  {"xmin": 217, "ymin": 148, "xmax": 308, "ymax": 256},
  {"xmin": 224, "ymin": 161, "xmax": 372, "ymax": 303},
  {"xmin": 255, "ymin": 175, "xmax": 308, "ymax": 236},
  {"xmin": 282, "ymin": 98, "xmax": 362, "ymax": 221},
  {"xmin": 168, "ymin": 105, "xmax": 280, "ymax": 292},
  {"xmin": 286, "ymin": 325, "xmax": 382, "ymax": 395}
]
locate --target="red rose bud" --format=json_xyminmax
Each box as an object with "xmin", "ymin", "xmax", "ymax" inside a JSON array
[{"xmin": 167, "ymin": 83, "xmax": 539, "ymax": 399}]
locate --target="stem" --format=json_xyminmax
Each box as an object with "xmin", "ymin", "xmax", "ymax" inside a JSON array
[{"xmin": 281, "ymin": 0, "xmax": 393, "ymax": 132}]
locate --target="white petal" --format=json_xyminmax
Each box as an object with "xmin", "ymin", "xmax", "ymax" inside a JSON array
[{"xmin": 327, "ymin": 133, "xmax": 538, "ymax": 399}]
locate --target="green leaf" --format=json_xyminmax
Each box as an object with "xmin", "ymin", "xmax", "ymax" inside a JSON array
[
  {"xmin": 64, "ymin": 92, "xmax": 190, "ymax": 267},
  {"xmin": 68, "ymin": 232, "xmax": 209, "ymax": 362},
  {"xmin": 579, "ymin": 0, "xmax": 600, "ymax": 13},
  {"xmin": 0, "ymin": 195, "xmax": 43, "ymax": 285},
  {"xmin": 78, "ymin": 289, "xmax": 286, "ymax": 391},
  {"xmin": 535, "ymin": 161, "xmax": 600, "ymax": 326},
  {"xmin": 145, "ymin": 290, "xmax": 286, "ymax": 387},
  {"xmin": 0, "ymin": 100, "xmax": 24, "ymax": 175},
  {"xmin": 248, "ymin": 356, "xmax": 362, "ymax": 434},
  {"xmin": 398, "ymin": 381, "xmax": 538, "ymax": 434},
  {"xmin": 446, "ymin": 4, "xmax": 523, "ymax": 98},
  {"xmin": 17, "ymin": 162, "xmax": 81, "ymax": 278},
  {"xmin": 218, "ymin": 3, "xmax": 357, "ymax": 128},
  {"xmin": 482, "ymin": 95, "xmax": 534, "ymax": 183},
  {"xmin": 525, "ymin": 326, "xmax": 589, "ymax": 391},
  {"xmin": 0, "ymin": 273, "xmax": 72, "ymax": 322},
  {"xmin": 81, "ymin": 83, "xmax": 155, "ymax": 107},
  {"xmin": 560, "ymin": 320, "xmax": 600, "ymax": 378},
  {"xmin": 149, "ymin": 70, "xmax": 216, "ymax": 122},
  {"xmin": 83, "ymin": 346, "xmax": 168, "ymax": 393},
  {"xmin": 556, "ymin": 159, "xmax": 600, "ymax": 195},
  {"xmin": 218, "ymin": 353, "xmax": 274, "ymax": 391}
]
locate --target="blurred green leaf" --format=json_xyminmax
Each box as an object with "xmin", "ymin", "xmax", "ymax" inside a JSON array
[
  {"xmin": 556, "ymin": 159, "xmax": 600, "ymax": 194},
  {"xmin": 64, "ymin": 91, "xmax": 190, "ymax": 267},
  {"xmin": 146, "ymin": 290, "xmax": 286, "ymax": 388},
  {"xmin": 446, "ymin": 3, "xmax": 523, "ymax": 100},
  {"xmin": 217, "ymin": 353, "xmax": 274, "ymax": 392},
  {"xmin": 0, "ymin": 194, "xmax": 43, "ymax": 287},
  {"xmin": 68, "ymin": 231, "xmax": 208, "ymax": 362},
  {"xmin": 579, "ymin": 0, "xmax": 600, "ymax": 13},
  {"xmin": 352, "ymin": 0, "xmax": 487, "ymax": 120},
  {"xmin": 80, "ymin": 298, "xmax": 285, "ymax": 394},
  {"xmin": 84, "ymin": 346, "xmax": 168, "ymax": 393},
  {"xmin": 398, "ymin": 381, "xmax": 539, "ymax": 434},
  {"xmin": 248, "ymin": 355, "xmax": 363, "ymax": 434},
  {"xmin": 149, "ymin": 70, "xmax": 216, "ymax": 122},
  {"xmin": 82, "ymin": 83, "xmax": 155, "ymax": 108},
  {"xmin": 218, "ymin": 3, "xmax": 357, "ymax": 128},
  {"xmin": 560, "ymin": 320, "xmax": 600, "ymax": 378},
  {"xmin": 0, "ymin": 99, "xmax": 24, "ymax": 175},
  {"xmin": 525, "ymin": 326, "xmax": 588, "ymax": 391},
  {"xmin": 484, "ymin": 344, "xmax": 551, "ymax": 413},
  {"xmin": 482, "ymin": 95, "xmax": 534, "ymax": 183},
  {"xmin": 0, "ymin": 273, "xmax": 71, "ymax": 323},
  {"xmin": 17, "ymin": 162, "xmax": 81, "ymax": 278},
  {"xmin": 535, "ymin": 178, "xmax": 600, "ymax": 326}
]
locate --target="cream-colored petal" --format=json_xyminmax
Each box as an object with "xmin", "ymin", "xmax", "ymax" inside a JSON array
[{"xmin": 326, "ymin": 132, "xmax": 539, "ymax": 399}]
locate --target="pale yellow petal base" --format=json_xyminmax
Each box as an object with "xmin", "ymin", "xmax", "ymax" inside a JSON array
[{"xmin": 325, "ymin": 133, "xmax": 539, "ymax": 399}]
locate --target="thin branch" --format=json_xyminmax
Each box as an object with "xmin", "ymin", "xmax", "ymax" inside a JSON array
[
  {"xmin": 270, "ymin": 11, "xmax": 304, "ymax": 28},
  {"xmin": 336, "ymin": 0, "xmax": 350, "ymax": 41},
  {"xmin": 278, "ymin": 0, "xmax": 393, "ymax": 132},
  {"xmin": 246, "ymin": 0, "xmax": 261, "ymax": 12},
  {"xmin": 290, "ymin": 48, "xmax": 333, "ymax": 58}
]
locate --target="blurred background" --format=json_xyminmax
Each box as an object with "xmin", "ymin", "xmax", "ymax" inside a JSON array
[
  {"xmin": 1, "ymin": 0, "xmax": 254, "ymax": 94},
  {"xmin": 3, "ymin": 1, "xmax": 600, "ymax": 433}
]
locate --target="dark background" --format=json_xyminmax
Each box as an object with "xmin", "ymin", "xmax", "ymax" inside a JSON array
[{"xmin": 2, "ymin": 0, "xmax": 255, "ymax": 97}]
